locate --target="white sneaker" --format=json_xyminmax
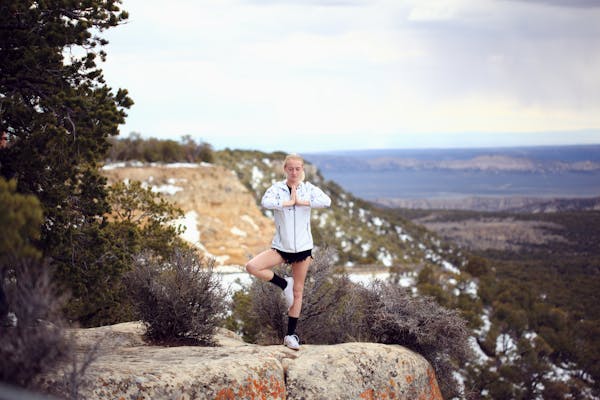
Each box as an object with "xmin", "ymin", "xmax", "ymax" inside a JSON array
[
  {"xmin": 283, "ymin": 277, "xmax": 294, "ymax": 310},
  {"xmin": 284, "ymin": 334, "xmax": 300, "ymax": 350}
]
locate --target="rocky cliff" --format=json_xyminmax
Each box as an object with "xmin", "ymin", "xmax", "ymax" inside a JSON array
[
  {"xmin": 45, "ymin": 322, "xmax": 442, "ymax": 400},
  {"xmin": 101, "ymin": 162, "xmax": 274, "ymax": 266}
]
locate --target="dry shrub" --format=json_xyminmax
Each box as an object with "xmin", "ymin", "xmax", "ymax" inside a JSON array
[
  {"xmin": 1, "ymin": 258, "xmax": 110, "ymax": 400},
  {"xmin": 127, "ymin": 248, "xmax": 228, "ymax": 345},
  {"xmin": 247, "ymin": 273, "xmax": 287, "ymax": 344},
  {"xmin": 0, "ymin": 258, "xmax": 69, "ymax": 389},
  {"xmin": 298, "ymin": 247, "xmax": 369, "ymax": 344},
  {"xmin": 364, "ymin": 281, "xmax": 472, "ymax": 399}
]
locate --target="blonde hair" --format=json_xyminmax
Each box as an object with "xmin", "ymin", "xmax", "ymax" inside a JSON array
[{"xmin": 283, "ymin": 153, "xmax": 305, "ymax": 182}]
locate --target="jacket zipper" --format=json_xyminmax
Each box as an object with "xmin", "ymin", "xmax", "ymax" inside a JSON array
[{"xmin": 293, "ymin": 205, "xmax": 296, "ymax": 252}]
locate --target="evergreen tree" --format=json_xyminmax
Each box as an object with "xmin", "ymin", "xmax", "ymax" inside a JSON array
[
  {"xmin": 0, "ymin": 178, "xmax": 43, "ymax": 265},
  {"xmin": 0, "ymin": 1, "xmax": 132, "ymax": 324}
]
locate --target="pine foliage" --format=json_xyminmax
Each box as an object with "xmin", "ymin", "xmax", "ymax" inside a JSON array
[{"xmin": 1, "ymin": 0, "xmax": 133, "ymax": 325}]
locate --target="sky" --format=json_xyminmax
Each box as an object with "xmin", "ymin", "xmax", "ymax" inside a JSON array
[{"xmin": 100, "ymin": 0, "xmax": 600, "ymax": 153}]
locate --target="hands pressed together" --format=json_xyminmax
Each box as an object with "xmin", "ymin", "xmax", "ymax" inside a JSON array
[{"xmin": 284, "ymin": 184, "xmax": 310, "ymax": 207}]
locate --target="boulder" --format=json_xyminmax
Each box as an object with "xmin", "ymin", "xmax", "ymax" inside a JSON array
[{"xmin": 47, "ymin": 322, "xmax": 442, "ymax": 400}]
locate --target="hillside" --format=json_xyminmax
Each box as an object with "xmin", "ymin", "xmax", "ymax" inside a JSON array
[
  {"xmin": 395, "ymin": 207, "xmax": 600, "ymax": 398},
  {"xmin": 100, "ymin": 147, "xmax": 599, "ymax": 399},
  {"xmin": 101, "ymin": 162, "xmax": 274, "ymax": 266},
  {"xmin": 100, "ymin": 156, "xmax": 466, "ymax": 281},
  {"xmin": 213, "ymin": 149, "xmax": 599, "ymax": 399},
  {"xmin": 213, "ymin": 149, "xmax": 466, "ymax": 273}
]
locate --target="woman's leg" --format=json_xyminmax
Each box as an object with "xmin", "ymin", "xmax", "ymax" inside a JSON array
[
  {"xmin": 245, "ymin": 249, "xmax": 284, "ymax": 281},
  {"xmin": 288, "ymin": 257, "xmax": 311, "ymax": 318}
]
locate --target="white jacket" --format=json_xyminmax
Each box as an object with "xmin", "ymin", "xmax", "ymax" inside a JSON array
[{"xmin": 261, "ymin": 180, "xmax": 331, "ymax": 253}]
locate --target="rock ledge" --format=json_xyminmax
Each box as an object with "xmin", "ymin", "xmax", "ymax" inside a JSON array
[{"xmin": 51, "ymin": 322, "xmax": 443, "ymax": 400}]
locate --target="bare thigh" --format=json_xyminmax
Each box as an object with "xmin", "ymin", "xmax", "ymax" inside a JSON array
[{"xmin": 245, "ymin": 249, "xmax": 285, "ymax": 281}]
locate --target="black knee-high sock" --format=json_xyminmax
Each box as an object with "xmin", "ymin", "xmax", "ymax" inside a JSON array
[
  {"xmin": 287, "ymin": 316, "xmax": 298, "ymax": 336},
  {"xmin": 269, "ymin": 273, "xmax": 287, "ymax": 290}
]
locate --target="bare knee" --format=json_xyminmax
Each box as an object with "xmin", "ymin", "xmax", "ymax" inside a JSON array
[{"xmin": 245, "ymin": 261, "xmax": 257, "ymax": 276}]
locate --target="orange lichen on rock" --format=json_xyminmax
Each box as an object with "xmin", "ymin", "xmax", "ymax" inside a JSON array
[
  {"xmin": 426, "ymin": 367, "xmax": 444, "ymax": 400},
  {"xmin": 215, "ymin": 375, "xmax": 285, "ymax": 400},
  {"xmin": 358, "ymin": 367, "xmax": 443, "ymax": 400}
]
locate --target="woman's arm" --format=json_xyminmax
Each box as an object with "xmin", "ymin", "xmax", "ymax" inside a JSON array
[
  {"xmin": 261, "ymin": 185, "xmax": 284, "ymax": 209},
  {"xmin": 301, "ymin": 183, "xmax": 331, "ymax": 208},
  {"xmin": 261, "ymin": 184, "xmax": 296, "ymax": 209}
]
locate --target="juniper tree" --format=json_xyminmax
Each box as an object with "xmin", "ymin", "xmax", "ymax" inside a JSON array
[{"xmin": 0, "ymin": 1, "xmax": 132, "ymax": 325}]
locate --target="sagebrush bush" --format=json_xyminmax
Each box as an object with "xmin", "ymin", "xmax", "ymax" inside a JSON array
[
  {"xmin": 0, "ymin": 258, "xmax": 70, "ymax": 388},
  {"xmin": 127, "ymin": 248, "xmax": 228, "ymax": 345},
  {"xmin": 364, "ymin": 281, "xmax": 472, "ymax": 399}
]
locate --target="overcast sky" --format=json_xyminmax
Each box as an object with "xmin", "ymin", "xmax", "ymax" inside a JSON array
[{"xmin": 101, "ymin": 0, "xmax": 600, "ymax": 153}]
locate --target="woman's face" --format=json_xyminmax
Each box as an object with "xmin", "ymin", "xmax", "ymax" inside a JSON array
[{"xmin": 284, "ymin": 159, "xmax": 304, "ymax": 184}]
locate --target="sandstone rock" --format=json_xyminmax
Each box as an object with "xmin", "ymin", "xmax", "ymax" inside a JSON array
[
  {"xmin": 101, "ymin": 163, "xmax": 275, "ymax": 265},
  {"xmin": 48, "ymin": 322, "xmax": 442, "ymax": 400},
  {"xmin": 283, "ymin": 343, "xmax": 442, "ymax": 400}
]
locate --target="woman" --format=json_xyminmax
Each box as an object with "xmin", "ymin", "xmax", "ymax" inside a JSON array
[{"xmin": 245, "ymin": 153, "xmax": 331, "ymax": 350}]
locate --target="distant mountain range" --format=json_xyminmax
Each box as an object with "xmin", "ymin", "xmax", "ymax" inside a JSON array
[
  {"xmin": 305, "ymin": 145, "xmax": 600, "ymax": 211},
  {"xmin": 305, "ymin": 145, "xmax": 600, "ymax": 173}
]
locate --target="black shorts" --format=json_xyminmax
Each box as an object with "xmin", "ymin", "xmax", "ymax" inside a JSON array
[{"xmin": 274, "ymin": 248, "xmax": 312, "ymax": 264}]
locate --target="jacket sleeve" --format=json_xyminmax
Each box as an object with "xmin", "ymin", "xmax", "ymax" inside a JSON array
[
  {"xmin": 261, "ymin": 185, "xmax": 284, "ymax": 210},
  {"xmin": 307, "ymin": 183, "xmax": 331, "ymax": 209}
]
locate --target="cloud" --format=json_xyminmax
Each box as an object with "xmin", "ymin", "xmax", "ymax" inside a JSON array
[
  {"xmin": 505, "ymin": 0, "xmax": 600, "ymax": 8},
  {"xmin": 101, "ymin": 0, "xmax": 600, "ymax": 151},
  {"xmin": 243, "ymin": 0, "xmax": 369, "ymax": 5}
]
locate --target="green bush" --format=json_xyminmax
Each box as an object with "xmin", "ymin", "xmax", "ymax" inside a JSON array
[{"xmin": 107, "ymin": 133, "xmax": 214, "ymax": 163}]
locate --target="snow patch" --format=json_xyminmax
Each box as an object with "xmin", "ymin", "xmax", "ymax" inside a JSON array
[
  {"xmin": 441, "ymin": 260, "xmax": 461, "ymax": 275},
  {"xmin": 151, "ymin": 184, "xmax": 183, "ymax": 195},
  {"xmin": 173, "ymin": 211, "xmax": 203, "ymax": 249},
  {"xmin": 241, "ymin": 214, "xmax": 259, "ymax": 231},
  {"xmin": 213, "ymin": 254, "xmax": 230, "ymax": 265},
  {"xmin": 360, "ymin": 242, "xmax": 371, "ymax": 257},
  {"xmin": 349, "ymin": 271, "xmax": 390, "ymax": 286},
  {"xmin": 251, "ymin": 166, "xmax": 264, "ymax": 188},
  {"xmin": 376, "ymin": 248, "xmax": 393, "ymax": 267},
  {"xmin": 165, "ymin": 162, "xmax": 203, "ymax": 168},
  {"xmin": 469, "ymin": 336, "xmax": 491, "ymax": 364},
  {"xmin": 230, "ymin": 227, "xmax": 247, "ymax": 237},
  {"xmin": 397, "ymin": 273, "xmax": 415, "ymax": 287},
  {"xmin": 318, "ymin": 212, "xmax": 329, "ymax": 228},
  {"xmin": 474, "ymin": 308, "xmax": 492, "ymax": 338},
  {"xmin": 340, "ymin": 240, "xmax": 352, "ymax": 252},
  {"xmin": 101, "ymin": 162, "xmax": 128, "ymax": 170},
  {"xmin": 464, "ymin": 281, "xmax": 479, "ymax": 298},
  {"xmin": 496, "ymin": 333, "xmax": 518, "ymax": 363}
]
